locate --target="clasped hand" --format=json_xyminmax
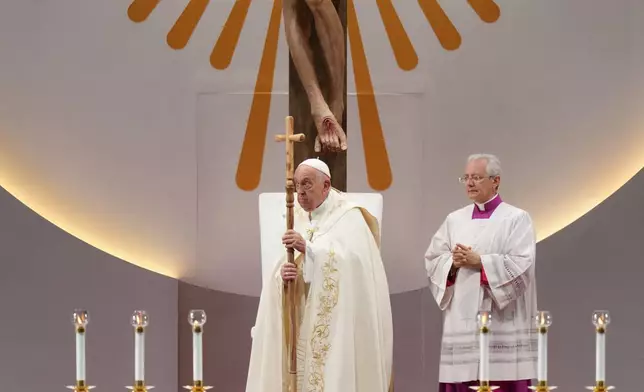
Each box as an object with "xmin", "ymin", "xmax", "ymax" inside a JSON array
[
  {"xmin": 282, "ymin": 229, "xmax": 306, "ymax": 253},
  {"xmin": 281, "ymin": 262, "xmax": 298, "ymax": 282},
  {"xmin": 281, "ymin": 229, "xmax": 305, "ymax": 282},
  {"xmin": 452, "ymin": 243, "xmax": 482, "ymax": 270}
]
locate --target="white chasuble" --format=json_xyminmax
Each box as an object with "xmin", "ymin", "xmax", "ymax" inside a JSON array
[
  {"xmin": 424, "ymin": 202, "xmax": 538, "ymax": 383},
  {"xmin": 246, "ymin": 189, "xmax": 393, "ymax": 392}
]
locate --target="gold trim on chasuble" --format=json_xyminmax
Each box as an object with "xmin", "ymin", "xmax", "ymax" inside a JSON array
[
  {"xmin": 307, "ymin": 249, "xmax": 339, "ymax": 392},
  {"xmin": 282, "ymin": 204, "xmax": 393, "ymax": 391},
  {"xmin": 358, "ymin": 207, "xmax": 381, "ymax": 249}
]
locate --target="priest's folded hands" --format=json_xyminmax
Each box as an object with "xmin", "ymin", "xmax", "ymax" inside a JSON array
[{"xmin": 452, "ymin": 243, "xmax": 482, "ymax": 270}]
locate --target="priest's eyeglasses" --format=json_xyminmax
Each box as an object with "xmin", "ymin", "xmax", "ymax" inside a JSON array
[
  {"xmin": 458, "ymin": 175, "xmax": 492, "ymax": 184},
  {"xmin": 295, "ymin": 180, "xmax": 314, "ymax": 191}
]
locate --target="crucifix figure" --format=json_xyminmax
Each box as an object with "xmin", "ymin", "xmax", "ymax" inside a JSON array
[{"xmin": 285, "ymin": 0, "xmax": 348, "ymax": 186}]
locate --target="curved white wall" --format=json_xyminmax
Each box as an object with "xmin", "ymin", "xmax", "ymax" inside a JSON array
[{"xmin": 0, "ymin": 186, "xmax": 178, "ymax": 392}]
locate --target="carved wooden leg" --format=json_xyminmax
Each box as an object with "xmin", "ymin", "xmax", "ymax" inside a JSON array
[
  {"xmin": 306, "ymin": 0, "xmax": 345, "ymax": 124},
  {"xmin": 283, "ymin": 0, "xmax": 323, "ymax": 112},
  {"xmin": 284, "ymin": 0, "xmax": 346, "ymax": 152}
]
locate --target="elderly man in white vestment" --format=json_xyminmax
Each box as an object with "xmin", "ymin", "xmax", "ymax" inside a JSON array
[
  {"xmin": 245, "ymin": 158, "xmax": 394, "ymax": 392},
  {"xmin": 425, "ymin": 154, "xmax": 538, "ymax": 392}
]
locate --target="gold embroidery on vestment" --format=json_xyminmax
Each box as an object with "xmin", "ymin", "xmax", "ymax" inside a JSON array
[{"xmin": 307, "ymin": 249, "xmax": 339, "ymax": 392}]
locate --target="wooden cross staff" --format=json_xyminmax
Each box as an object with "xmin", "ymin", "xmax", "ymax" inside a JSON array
[{"xmin": 275, "ymin": 115, "xmax": 305, "ymax": 391}]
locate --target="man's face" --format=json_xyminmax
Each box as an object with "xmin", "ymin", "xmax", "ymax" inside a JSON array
[
  {"xmin": 294, "ymin": 166, "xmax": 330, "ymax": 212},
  {"xmin": 462, "ymin": 159, "xmax": 500, "ymax": 203}
]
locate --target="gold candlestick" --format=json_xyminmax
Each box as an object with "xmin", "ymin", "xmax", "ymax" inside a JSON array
[
  {"xmin": 529, "ymin": 380, "xmax": 557, "ymax": 392},
  {"xmin": 67, "ymin": 379, "xmax": 96, "ymax": 392},
  {"xmin": 126, "ymin": 380, "xmax": 154, "ymax": 392},
  {"xmin": 183, "ymin": 380, "xmax": 213, "ymax": 392},
  {"xmin": 586, "ymin": 381, "xmax": 615, "ymax": 392},
  {"xmin": 470, "ymin": 380, "xmax": 500, "ymax": 392}
]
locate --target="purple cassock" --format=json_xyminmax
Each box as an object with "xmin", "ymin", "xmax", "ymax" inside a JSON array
[
  {"xmin": 440, "ymin": 194, "xmax": 533, "ymax": 392},
  {"xmin": 471, "ymin": 193, "xmax": 504, "ymax": 220}
]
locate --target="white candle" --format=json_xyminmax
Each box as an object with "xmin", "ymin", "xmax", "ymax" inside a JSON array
[
  {"xmin": 537, "ymin": 330, "xmax": 547, "ymax": 381},
  {"xmin": 591, "ymin": 311, "xmax": 610, "ymax": 383},
  {"xmin": 477, "ymin": 311, "xmax": 491, "ymax": 382},
  {"xmin": 534, "ymin": 311, "xmax": 553, "ymax": 383},
  {"xmin": 76, "ymin": 328, "xmax": 86, "ymax": 380},
  {"xmin": 135, "ymin": 330, "xmax": 145, "ymax": 380},
  {"xmin": 479, "ymin": 331, "xmax": 489, "ymax": 381},
  {"xmin": 596, "ymin": 331, "xmax": 605, "ymax": 382},
  {"xmin": 193, "ymin": 327, "xmax": 203, "ymax": 381},
  {"xmin": 188, "ymin": 310, "xmax": 207, "ymax": 384}
]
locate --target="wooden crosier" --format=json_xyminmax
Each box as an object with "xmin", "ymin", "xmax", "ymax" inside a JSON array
[{"xmin": 274, "ymin": 115, "xmax": 305, "ymax": 391}]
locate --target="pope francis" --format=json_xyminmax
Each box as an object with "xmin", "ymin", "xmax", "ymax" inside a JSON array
[{"xmin": 245, "ymin": 159, "xmax": 394, "ymax": 392}]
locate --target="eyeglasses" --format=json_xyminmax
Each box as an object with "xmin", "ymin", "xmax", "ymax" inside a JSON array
[
  {"xmin": 458, "ymin": 175, "xmax": 493, "ymax": 184},
  {"xmin": 294, "ymin": 180, "xmax": 314, "ymax": 192}
]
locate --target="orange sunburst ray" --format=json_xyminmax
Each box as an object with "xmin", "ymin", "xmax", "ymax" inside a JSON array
[
  {"xmin": 126, "ymin": 0, "xmax": 504, "ymax": 192},
  {"xmin": 375, "ymin": 0, "xmax": 418, "ymax": 71},
  {"xmin": 417, "ymin": 0, "xmax": 461, "ymax": 50},
  {"xmin": 127, "ymin": 0, "xmax": 160, "ymax": 23},
  {"xmin": 348, "ymin": 0, "xmax": 393, "ymax": 191},
  {"xmin": 167, "ymin": 0, "xmax": 211, "ymax": 50},
  {"xmin": 235, "ymin": 0, "xmax": 282, "ymax": 191},
  {"xmin": 468, "ymin": 0, "xmax": 501, "ymax": 23},
  {"xmin": 210, "ymin": 0, "xmax": 253, "ymax": 70}
]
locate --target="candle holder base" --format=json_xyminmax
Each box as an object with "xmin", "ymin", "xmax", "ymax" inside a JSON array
[
  {"xmin": 468, "ymin": 382, "xmax": 499, "ymax": 392},
  {"xmin": 183, "ymin": 381, "xmax": 213, "ymax": 391},
  {"xmin": 529, "ymin": 381, "xmax": 557, "ymax": 391},
  {"xmin": 126, "ymin": 381, "xmax": 155, "ymax": 392},
  {"xmin": 585, "ymin": 382, "xmax": 614, "ymax": 392},
  {"xmin": 66, "ymin": 381, "xmax": 96, "ymax": 392}
]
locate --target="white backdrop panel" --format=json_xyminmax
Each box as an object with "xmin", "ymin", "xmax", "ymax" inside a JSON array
[
  {"xmin": 346, "ymin": 93, "xmax": 429, "ymax": 293},
  {"xmin": 195, "ymin": 92, "xmax": 287, "ymax": 295}
]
